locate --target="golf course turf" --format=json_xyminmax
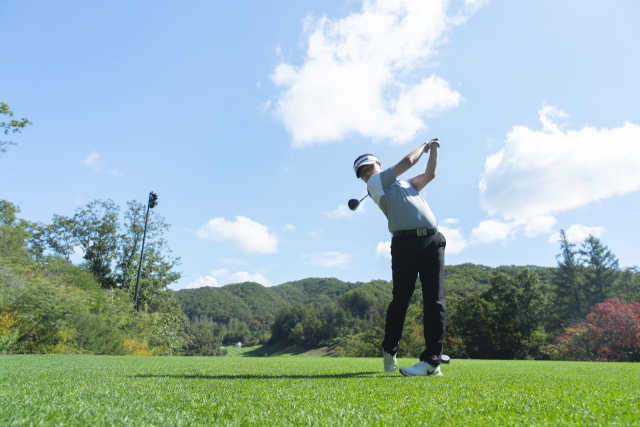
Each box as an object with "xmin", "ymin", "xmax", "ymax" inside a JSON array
[{"xmin": 1, "ymin": 355, "xmax": 639, "ymax": 426}]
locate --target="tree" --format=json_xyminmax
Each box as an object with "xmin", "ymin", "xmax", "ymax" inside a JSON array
[
  {"xmin": 619, "ymin": 267, "xmax": 640, "ymax": 303},
  {"xmin": 550, "ymin": 299, "xmax": 640, "ymax": 362},
  {"xmin": 483, "ymin": 273, "xmax": 522, "ymax": 357},
  {"xmin": 115, "ymin": 201, "xmax": 181, "ymax": 310},
  {"xmin": 183, "ymin": 323, "xmax": 219, "ymax": 356},
  {"xmin": 0, "ymin": 200, "xmax": 19, "ymax": 226},
  {"xmin": 552, "ymin": 230, "xmax": 586, "ymax": 323},
  {"xmin": 580, "ymin": 235, "xmax": 620, "ymax": 307},
  {"xmin": 0, "ymin": 200, "xmax": 47, "ymax": 261},
  {"xmin": 454, "ymin": 270, "xmax": 546, "ymax": 359},
  {"xmin": 72, "ymin": 200, "xmax": 120, "ymax": 289},
  {"xmin": 46, "ymin": 214, "xmax": 77, "ymax": 260},
  {"xmin": 515, "ymin": 269, "xmax": 547, "ymax": 348},
  {"xmin": 1, "ymin": 102, "xmax": 32, "ymax": 156},
  {"xmin": 0, "ymin": 201, "xmax": 30, "ymax": 259},
  {"xmin": 450, "ymin": 291, "xmax": 493, "ymax": 358}
]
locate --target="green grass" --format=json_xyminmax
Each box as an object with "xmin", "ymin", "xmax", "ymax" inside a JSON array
[
  {"xmin": 223, "ymin": 345, "xmax": 264, "ymax": 357},
  {"xmin": 1, "ymin": 356, "xmax": 639, "ymax": 426}
]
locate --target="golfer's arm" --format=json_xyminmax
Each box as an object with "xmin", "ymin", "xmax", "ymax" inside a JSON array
[
  {"xmin": 393, "ymin": 143, "xmax": 427, "ymax": 178},
  {"xmin": 412, "ymin": 145, "xmax": 438, "ymax": 192}
]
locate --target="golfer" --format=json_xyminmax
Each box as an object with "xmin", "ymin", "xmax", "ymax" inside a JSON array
[{"xmin": 353, "ymin": 138, "xmax": 446, "ymax": 377}]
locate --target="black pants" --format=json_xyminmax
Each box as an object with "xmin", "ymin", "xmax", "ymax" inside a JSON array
[{"xmin": 382, "ymin": 231, "xmax": 446, "ymax": 366}]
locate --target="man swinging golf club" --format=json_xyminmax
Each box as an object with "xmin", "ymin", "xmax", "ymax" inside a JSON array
[{"xmin": 353, "ymin": 138, "xmax": 446, "ymax": 377}]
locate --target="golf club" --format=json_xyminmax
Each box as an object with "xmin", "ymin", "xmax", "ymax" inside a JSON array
[{"xmin": 348, "ymin": 194, "xmax": 369, "ymax": 211}]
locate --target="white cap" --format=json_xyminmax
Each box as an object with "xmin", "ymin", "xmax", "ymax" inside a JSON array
[{"xmin": 353, "ymin": 155, "xmax": 379, "ymax": 178}]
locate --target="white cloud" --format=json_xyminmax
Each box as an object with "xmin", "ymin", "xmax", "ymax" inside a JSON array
[
  {"xmin": 196, "ymin": 216, "xmax": 278, "ymax": 254},
  {"xmin": 438, "ymin": 225, "xmax": 468, "ymax": 254},
  {"xmin": 304, "ymin": 252, "xmax": 351, "ymax": 268},
  {"xmin": 480, "ymin": 105, "xmax": 640, "ymax": 221},
  {"xmin": 69, "ymin": 246, "xmax": 84, "ymax": 264},
  {"xmin": 281, "ymin": 223, "xmax": 296, "ymax": 231},
  {"xmin": 218, "ymin": 257, "xmax": 248, "ymax": 267},
  {"xmin": 271, "ymin": 0, "xmax": 483, "ymax": 147},
  {"xmin": 307, "ymin": 229, "xmax": 325, "ymax": 238},
  {"xmin": 470, "ymin": 220, "xmax": 517, "ymax": 244},
  {"xmin": 185, "ymin": 275, "xmax": 219, "ymax": 289},
  {"xmin": 549, "ymin": 224, "xmax": 605, "ymax": 245},
  {"xmin": 83, "ymin": 151, "xmax": 121, "ymax": 175},
  {"xmin": 83, "ymin": 151, "xmax": 103, "ymax": 172},
  {"xmin": 439, "ymin": 218, "xmax": 459, "ymax": 226},
  {"xmin": 325, "ymin": 199, "xmax": 367, "ymax": 219},
  {"xmin": 185, "ymin": 268, "xmax": 272, "ymax": 289},
  {"xmin": 376, "ymin": 240, "xmax": 391, "ymax": 259},
  {"xmin": 523, "ymin": 215, "xmax": 557, "ymax": 237}
]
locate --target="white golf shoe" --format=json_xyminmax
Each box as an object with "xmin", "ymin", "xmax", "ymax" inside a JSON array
[
  {"xmin": 399, "ymin": 361, "xmax": 442, "ymax": 377},
  {"xmin": 383, "ymin": 350, "xmax": 397, "ymax": 373}
]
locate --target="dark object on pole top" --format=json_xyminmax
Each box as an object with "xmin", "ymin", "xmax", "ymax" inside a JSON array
[
  {"xmin": 134, "ymin": 191, "xmax": 159, "ymax": 312},
  {"xmin": 149, "ymin": 192, "xmax": 159, "ymax": 209}
]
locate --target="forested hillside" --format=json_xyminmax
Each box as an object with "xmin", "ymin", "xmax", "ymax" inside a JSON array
[
  {"xmin": 174, "ymin": 264, "xmax": 557, "ymax": 344},
  {"xmin": 175, "ymin": 278, "xmax": 361, "ymax": 326},
  {"xmin": 176, "ymin": 249, "xmax": 639, "ymax": 362}
]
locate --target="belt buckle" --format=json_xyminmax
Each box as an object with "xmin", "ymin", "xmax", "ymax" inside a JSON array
[{"xmin": 417, "ymin": 228, "xmax": 427, "ymax": 236}]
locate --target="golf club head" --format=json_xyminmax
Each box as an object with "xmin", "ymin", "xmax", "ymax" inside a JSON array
[
  {"xmin": 348, "ymin": 199, "xmax": 360, "ymax": 211},
  {"xmin": 441, "ymin": 354, "xmax": 451, "ymax": 364}
]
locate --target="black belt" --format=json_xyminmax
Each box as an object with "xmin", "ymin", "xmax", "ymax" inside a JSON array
[{"xmin": 392, "ymin": 227, "xmax": 437, "ymax": 237}]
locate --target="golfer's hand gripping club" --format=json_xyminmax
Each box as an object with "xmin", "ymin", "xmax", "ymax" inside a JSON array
[{"xmin": 423, "ymin": 137, "xmax": 440, "ymax": 152}]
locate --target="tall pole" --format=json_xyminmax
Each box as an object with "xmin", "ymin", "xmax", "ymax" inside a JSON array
[{"xmin": 134, "ymin": 192, "xmax": 153, "ymax": 312}]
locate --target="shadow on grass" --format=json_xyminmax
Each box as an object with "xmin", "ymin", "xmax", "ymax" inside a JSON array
[{"xmin": 133, "ymin": 371, "xmax": 396, "ymax": 380}]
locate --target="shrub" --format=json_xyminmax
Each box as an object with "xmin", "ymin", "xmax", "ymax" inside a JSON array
[
  {"xmin": 124, "ymin": 338, "xmax": 158, "ymax": 356},
  {"xmin": 183, "ymin": 323, "xmax": 219, "ymax": 356},
  {"xmin": 550, "ymin": 299, "xmax": 640, "ymax": 362}
]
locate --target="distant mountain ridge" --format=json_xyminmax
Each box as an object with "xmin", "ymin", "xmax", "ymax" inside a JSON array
[{"xmin": 174, "ymin": 264, "xmax": 556, "ymax": 326}]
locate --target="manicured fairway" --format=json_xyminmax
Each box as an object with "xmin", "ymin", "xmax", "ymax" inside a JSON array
[{"xmin": 1, "ymin": 355, "xmax": 639, "ymax": 426}]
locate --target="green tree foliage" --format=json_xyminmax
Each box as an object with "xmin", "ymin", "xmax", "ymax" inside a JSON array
[
  {"xmin": 174, "ymin": 278, "xmax": 360, "ymax": 345},
  {"xmin": 551, "ymin": 231, "xmax": 636, "ymax": 329},
  {"xmin": 0, "ymin": 199, "xmax": 189, "ymax": 356},
  {"xmin": 0, "ymin": 200, "xmax": 19, "ymax": 226},
  {"xmin": 71, "ymin": 200, "xmax": 120, "ymax": 289},
  {"xmin": 0, "ymin": 102, "xmax": 32, "ymax": 156},
  {"xmin": 116, "ymin": 201, "xmax": 181, "ymax": 310},
  {"xmin": 580, "ymin": 235, "xmax": 620, "ymax": 307},
  {"xmin": 552, "ymin": 230, "xmax": 586, "ymax": 323},
  {"xmin": 183, "ymin": 324, "xmax": 220, "ymax": 356},
  {"xmin": 0, "ymin": 202, "xmax": 30, "ymax": 260},
  {"xmin": 46, "ymin": 214, "xmax": 77, "ymax": 260},
  {"xmin": 619, "ymin": 267, "xmax": 640, "ymax": 303},
  {"xmin": 448, "ymin": 270, "xmax": 547, "ymax": 359},
  {"xmin": 8, "ymin": 198, "xmax": 182, "ymax": 308}
]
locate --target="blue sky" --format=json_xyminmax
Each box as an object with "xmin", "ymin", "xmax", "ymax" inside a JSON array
[{"xmin": 2, "ymin": 0, "xmax": 639, "ymax": 290}]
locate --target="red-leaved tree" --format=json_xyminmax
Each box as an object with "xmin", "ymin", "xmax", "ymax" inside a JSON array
[{"xmin": 551, "ymin": 299, "xmax": 640, "ymax": 362}]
